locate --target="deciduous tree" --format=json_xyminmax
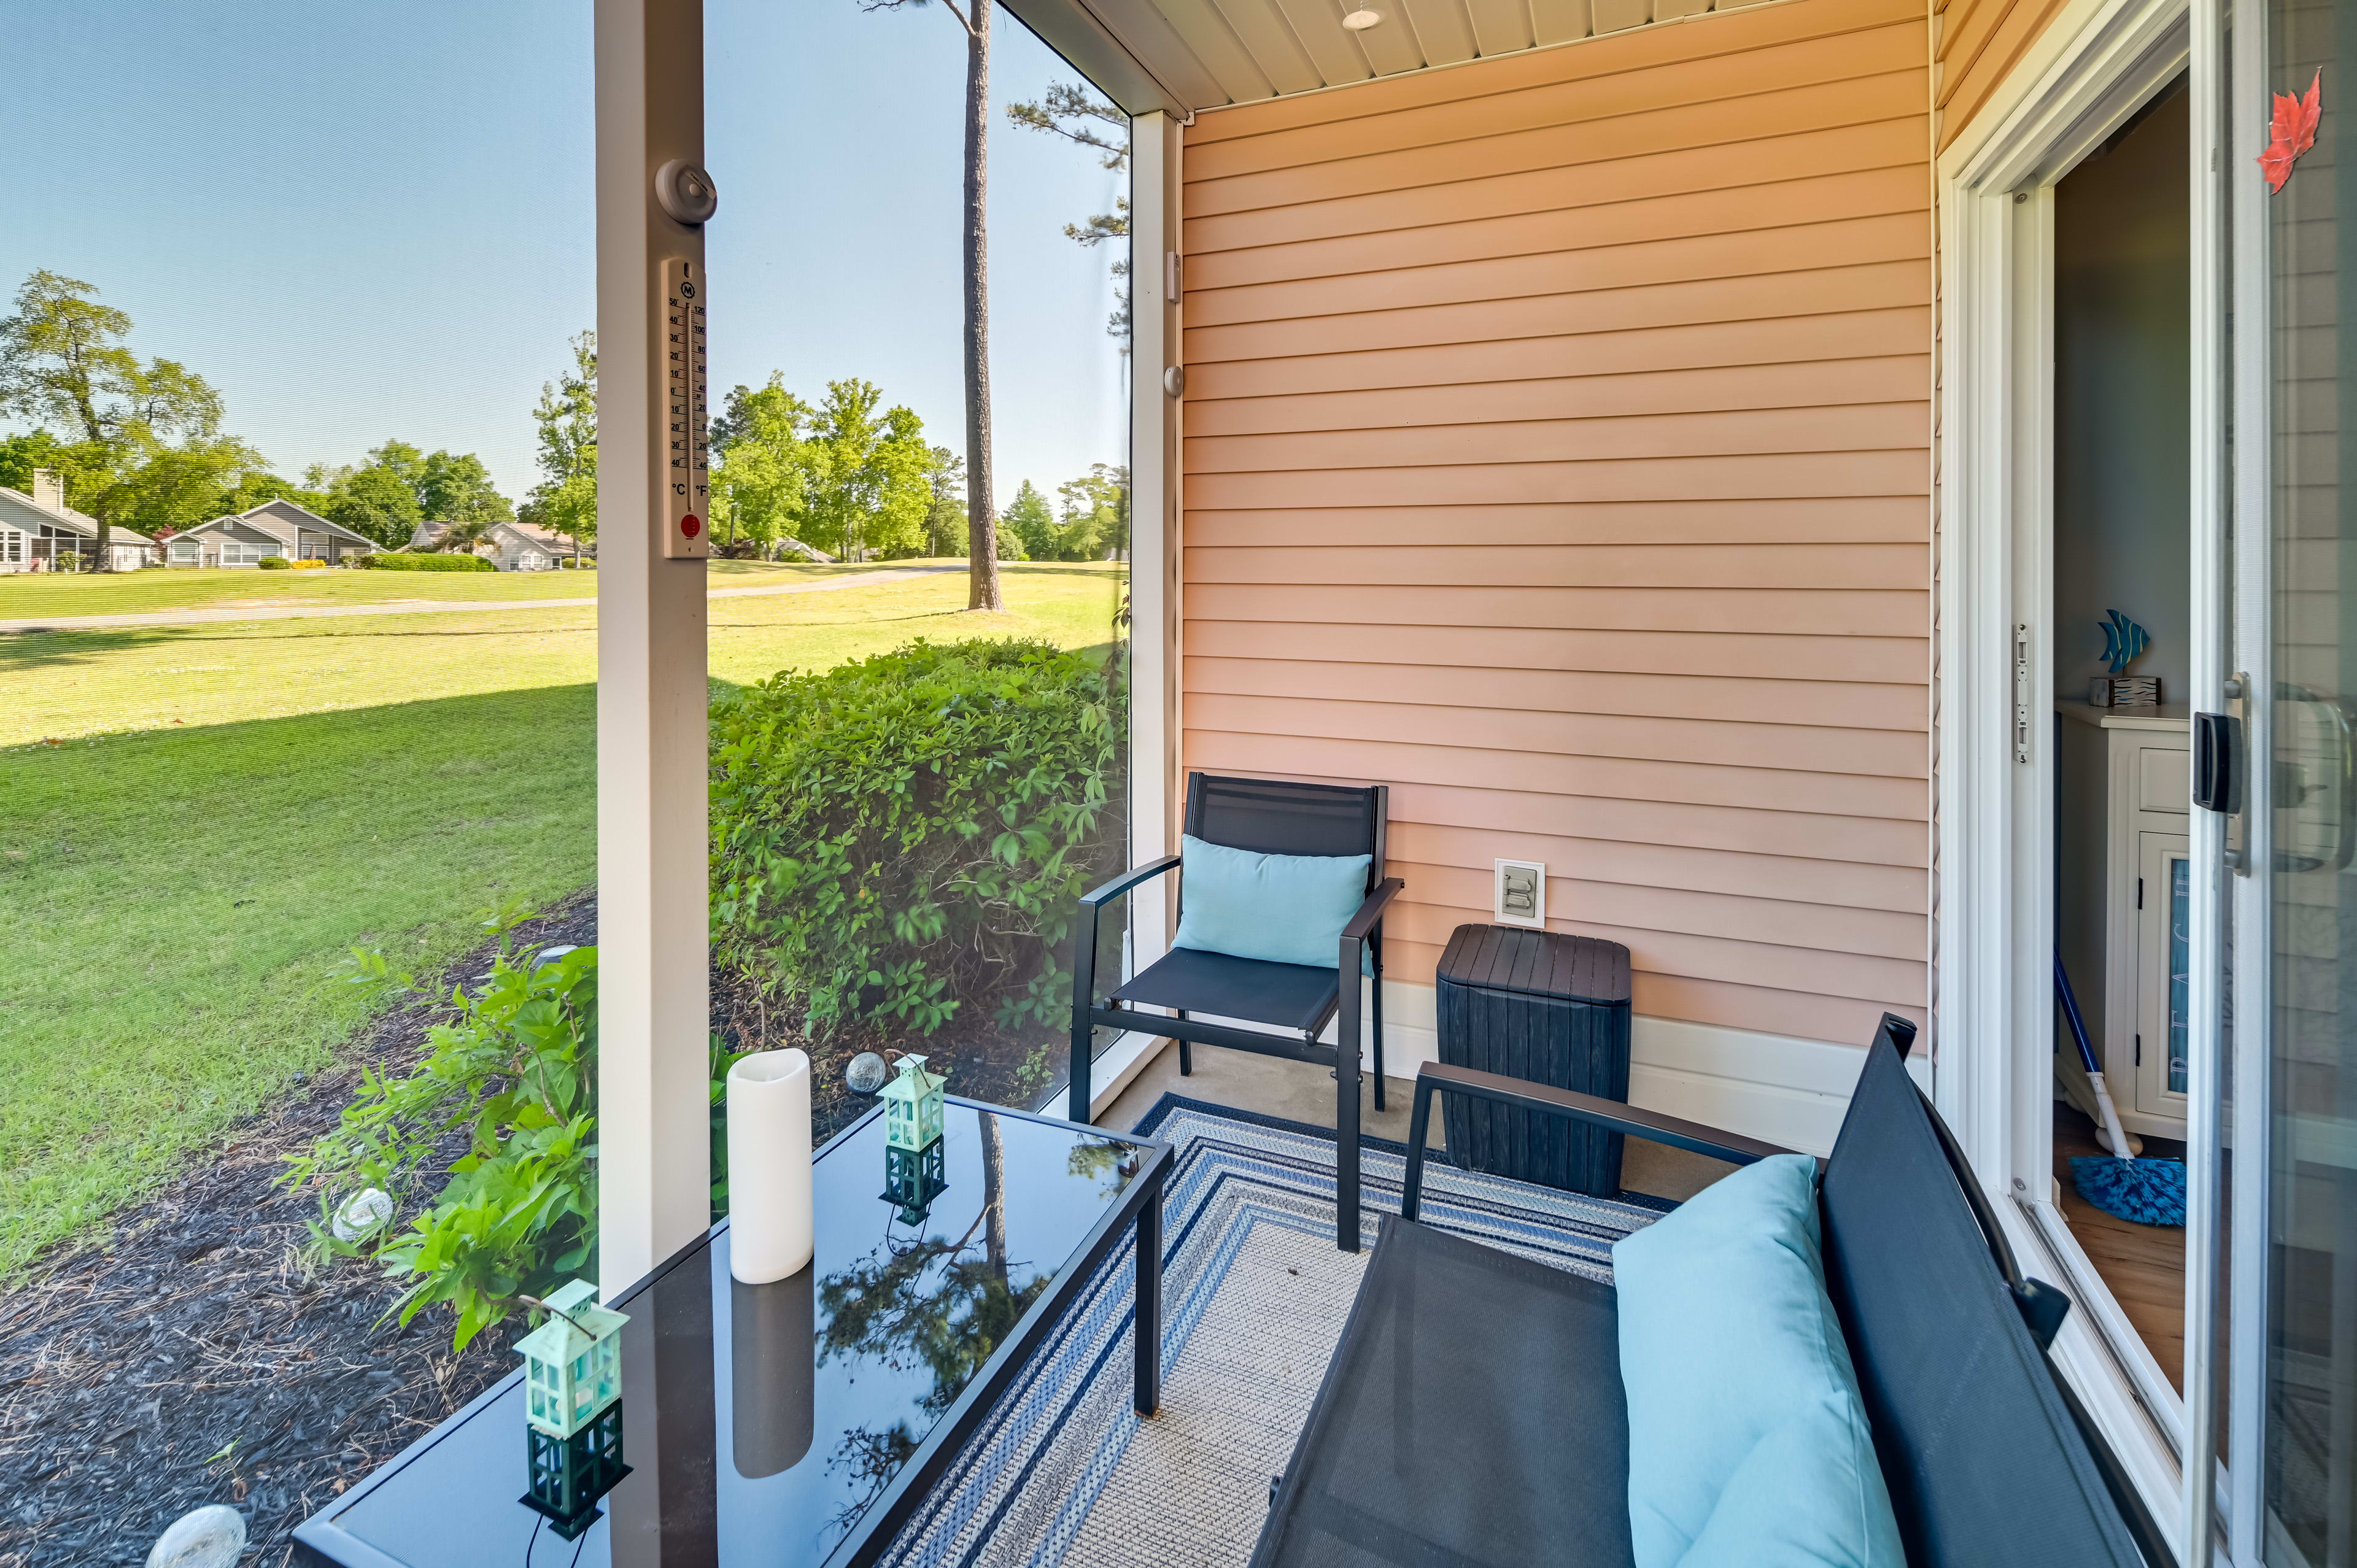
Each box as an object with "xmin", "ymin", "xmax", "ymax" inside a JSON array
[
  {"xmin": 0, "ymin": 271, "xmax": 237, "ymax": 564},
  {"xmin": 802, "ymin": 379, "xmax": 933, "ymax": 562},
  {"xmin": 923, "ymin": 446, "xmax": 966, "ymax": 558},
  {"xmin": 417, "ymin": 450, "xmax": 514, "ymax": 524},
  {"xmin": 520, "ymin": 333, "xmax": 597, "ymax": 562},
  {"xmin": 710, "ymin": 374, "xmax": 813, "ymax": 556},
  {"xmin": 1058, "ymin": 464, "xmax": 1128, "ymax": 560},
  {"xmin": 325, "ymin": 463, "xmax": 424, "ymax": 547}
]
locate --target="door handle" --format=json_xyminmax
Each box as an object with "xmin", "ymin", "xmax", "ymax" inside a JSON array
[{"xmin": 2194, "ymin": 711, "xmax": 2243, "ymax": 815}]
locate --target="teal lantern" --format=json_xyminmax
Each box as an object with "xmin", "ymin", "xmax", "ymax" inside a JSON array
[
  {"xmin": 514, "ymin": 1279, "xmax": 632, "ymax": 1540},
  {"xmin": 880, "ymin": 1054, "xmax": 949, "ymax": 1224},
  {"xmin": 882, "ymin": 1053, "xmax": 946, "ymax": 1152},
  {"xmin": 884, "ymin": 1137, "xmax": 950, "ymax": 1226}
]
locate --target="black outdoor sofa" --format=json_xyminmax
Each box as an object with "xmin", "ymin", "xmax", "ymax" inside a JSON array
[
  {"xmin": 1249, "ymin": 1013, "xmax": 2175, "ymax": 1568},
  {"xmin": 1069, "ymin": 772, "xmax": 1404, "ymax": 1250}
]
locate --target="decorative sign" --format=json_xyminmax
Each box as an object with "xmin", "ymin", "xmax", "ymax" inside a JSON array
[{"xmin": 2261, "ymin": 69, "xmax": 2323, "ymax": 193}]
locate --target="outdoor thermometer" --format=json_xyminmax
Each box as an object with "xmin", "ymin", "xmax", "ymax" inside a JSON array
[{"xmin": 662, "ymin": 257, "xmax": 710, "ymax": 560}]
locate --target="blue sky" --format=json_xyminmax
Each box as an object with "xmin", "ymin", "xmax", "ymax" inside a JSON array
[{"xmin": 0, "ymin": 0, "xmax": 1129, "ymax": 510}]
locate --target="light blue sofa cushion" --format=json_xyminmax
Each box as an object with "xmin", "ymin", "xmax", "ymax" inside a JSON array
[
  {"xmin": 1172, "ymin": 834, "xmax": 1372, "ymax": 971},
  {"xmin": 1611, "ymin": 1153, "xmax": 1905, "ymax": 1568}
]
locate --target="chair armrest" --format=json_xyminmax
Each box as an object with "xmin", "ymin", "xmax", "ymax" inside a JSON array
[
  {"xmin": 1079, "ymin": 853, "xmax": 1181, "ymax": 909},
  {"xmin": 1401, "ymin": 1061, "xmax": 1807, "ymax": 1220},
  {"xmin": 1340, "ymin": 878, "xmax": 1404, "ymax": 943}
]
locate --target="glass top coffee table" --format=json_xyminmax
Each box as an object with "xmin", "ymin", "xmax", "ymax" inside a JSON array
[{"xmin": 294, "ymin": 1098, "xmax": 1169, "ymax": 1568}]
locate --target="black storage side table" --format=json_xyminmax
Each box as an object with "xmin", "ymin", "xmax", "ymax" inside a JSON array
[{"xmin": 1434, "ymin": 924, "xmax": 1633, "ymax": 1197}]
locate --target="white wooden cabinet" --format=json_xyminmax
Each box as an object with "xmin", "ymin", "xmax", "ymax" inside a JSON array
[{"xmin": 2056, "ymin": 701, "xmax": 2190, "ymax": 1140}]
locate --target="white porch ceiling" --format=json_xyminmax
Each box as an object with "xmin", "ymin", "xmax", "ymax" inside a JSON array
[{"xmin": 1005, "ymin": 0, "xmax": 1715, "ymax": 117}]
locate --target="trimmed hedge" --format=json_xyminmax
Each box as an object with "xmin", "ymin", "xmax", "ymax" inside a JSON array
[
  {"xmin": 710, "ymin": 638, "xmax": 1121, "ymax": 1043},
  {"xmin": 360, "ymin": 551, "xmax": 496, "ymax": 573}
]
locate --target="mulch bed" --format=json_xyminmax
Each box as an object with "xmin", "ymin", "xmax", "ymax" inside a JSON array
[
  {"xmin": 0, "ymin": 898, "xmax": 595, "ymax": 1568},
  {"xmin": 0, "ymin": 897, "xmax": 1069, "ymax": 1566}
]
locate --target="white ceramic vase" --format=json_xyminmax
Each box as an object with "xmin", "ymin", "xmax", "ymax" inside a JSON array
[{"xmin": 727, "ymin": 1048, "xmax": 814, "ymax": 1284}]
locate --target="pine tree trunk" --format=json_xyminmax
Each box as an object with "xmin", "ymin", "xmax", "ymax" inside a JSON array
[{"xmin": 962, "ymin": 0, "xmax": 1003, "ymax": 612}]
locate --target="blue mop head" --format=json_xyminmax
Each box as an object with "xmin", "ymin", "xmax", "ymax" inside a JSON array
[{"xmin": 2070, "ymin": 1156, "xmax": 2186, "ymax": 1227}]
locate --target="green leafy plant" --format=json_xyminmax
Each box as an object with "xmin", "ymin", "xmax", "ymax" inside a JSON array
[
  {"xmin": 709, "ymin": 638, "xmax": 1120, "ymax": 1045},
  {"xmin": 288, "ymin": 912, "xmax": 753, "ymax": 1350},
  {"xmin": 284, "ymin": 908, "xmax": 599, "ymax": 1350},
  {"xmin": 257, "ymin": 555, "xmax": 289, "ymax": 570}
]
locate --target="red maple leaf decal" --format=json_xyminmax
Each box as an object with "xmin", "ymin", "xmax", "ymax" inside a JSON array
[{"xmin": 2261, "ymin": 69, "xmax": 2323, "ymax": 193}]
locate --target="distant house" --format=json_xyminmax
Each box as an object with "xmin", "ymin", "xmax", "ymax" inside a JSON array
[
  {"xmin": 164, "ymin": 500, "xmax": 379, "ymax": 567},
  {"xmin": 407, "ymin": 517, "xmax": 583, "ymax": 571},
  {"xmin": 0, "ymin": 470, "xmax": 158, "ymax": 573}
]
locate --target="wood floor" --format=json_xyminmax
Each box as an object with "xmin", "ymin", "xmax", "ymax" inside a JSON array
[{"xmin": 2053, "ymin": 1104, "xmax": 2187, "ymax": 1391}]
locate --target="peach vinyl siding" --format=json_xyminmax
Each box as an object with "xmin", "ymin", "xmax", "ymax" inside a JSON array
[
  {"xmin": 1935, "ymin": 0, "xmax": 2072, "ymax": 149},
  {"xmin": 1177, "ymin": 0, "xmax": 1933, "ymax": 1048}
]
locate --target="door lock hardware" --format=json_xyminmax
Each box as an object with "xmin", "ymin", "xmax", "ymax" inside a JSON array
[{"xmin": 2013, "ymin": 624, "xmax": 2032, "ymax": 763}]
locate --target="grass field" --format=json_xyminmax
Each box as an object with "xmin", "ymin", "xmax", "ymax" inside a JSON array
[
  {"xmin": 0, "ymin": 562, "xmax": 1124, "ymax": 1274},
  {"xmin": 0, "ymin": 556, "xmax": 850, "ymax": 617}
]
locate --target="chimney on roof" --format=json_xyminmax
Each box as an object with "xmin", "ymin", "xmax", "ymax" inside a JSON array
[{"xmin": 30, "ymin": 469, "xmax": 66, "ymax": 514}]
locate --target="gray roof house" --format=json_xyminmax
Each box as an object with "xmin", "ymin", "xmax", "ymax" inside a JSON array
[
  {"xmin": 164, "ymin": 499, "xmax": 380, "ymax": 566},
  {"xmin": 407, "ymin": 517, "xmax": 584, "ymax": 571},
  {"xmin": 0, "ymin": 470, "xmax": 157, "ymax": 572}
]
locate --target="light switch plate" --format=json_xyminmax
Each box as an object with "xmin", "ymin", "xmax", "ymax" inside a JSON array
[{"xmin": 1493, "ymin": 859, "xmax": 1546, "ymax": 929}]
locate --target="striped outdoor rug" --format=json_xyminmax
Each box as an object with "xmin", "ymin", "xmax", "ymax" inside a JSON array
[{"xmin": 879, "ymin": 1096, "xmax": 1672, "ymax": 1568}]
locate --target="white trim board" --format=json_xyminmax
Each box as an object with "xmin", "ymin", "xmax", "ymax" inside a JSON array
[
  {"xmin": 1370, "ymin": 983, "xmax": 1925, "ymax": 1158},
  {"xmin": 1932, "ymin": 0, "xmax": 2203, "ymax": 1540},
  {"xmin": 1180, "ymin": 981, "xmax": 1919, "ymax": 1158}
]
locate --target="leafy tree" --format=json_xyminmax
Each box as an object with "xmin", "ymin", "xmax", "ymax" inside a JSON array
[
  {"xmin": 1000, "ymin": 479, "xmax": 1053, "ymax": 562},
  {"xmin": 0, "ymin": 430, "xmax": 114, "ymax": 512},
  {"xmin": 101, "ymin": 437, "xmax": 273, "ymax": 534},
  {"xmin": 520, "ymin": 333, "xmax": 597, "ymax": 562},
  {"xmin": 1058, "ymin": 464, "xmax": 1128, "ymax": 560},
  {"xmin": 366, "ymin": 439, "xmax": 427, "ymax": 495},
  {"xmin": 417, "ymin": 449, "xmax": 514, "ymax": 524},
  {"xmin": 802, "ymin": 379, "xmax": 932, "ymax": 562},
  {"xmin": 860, "ymin": 0, "xmax": 1002, "ymax": 612},
  {"xmin": 0, "ymin": 270, "xmax": 139, "ymax": 446},
  {"xmin": 711, "ymin": 374, "xmax": 813, "ymax": 555},
  {"xmin": 0, "ymin": 271, "xmax": 234, "ymax": 563},
  {"xmin": 325, "ymin": 463, "xmax": 424, "ymax": 547},
  {"xmin": 1009, "ymin": 83, "xmax": 1132, "ymax": 349},
  {"xmin": 922, "ymin": 446, "xmax": 966, "ymax": 557},
  {"xmin": 211, "ymin": 471, "xmax": 329, "ymax": 517},
  {"xmin": 121, "ymin": 358, "xmax": 225, "ymax": 444}
]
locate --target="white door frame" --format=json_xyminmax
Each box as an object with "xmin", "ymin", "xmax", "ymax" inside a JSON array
[{"xmin": 1933, "ymin": 0, "xmax": 2209, "ymax": 1537}]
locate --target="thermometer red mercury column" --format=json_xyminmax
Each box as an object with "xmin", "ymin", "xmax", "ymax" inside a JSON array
[{"xmin": 661, "ymin": 257, "xmax": 710, "ymax": 560}]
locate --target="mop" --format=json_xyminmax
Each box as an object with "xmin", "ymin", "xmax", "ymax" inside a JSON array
[{"xmin": 2056, "ymin": 951, "xmax": 2186, "ymax": 1226}]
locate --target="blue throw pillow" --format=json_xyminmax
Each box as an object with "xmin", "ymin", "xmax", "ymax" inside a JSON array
[
  {"xmin": 1172, "ymin": 835, "xmax": 1372, "ymax": 971},
  {"xmin": 1611, "ymin": 1154, "xmax": 1903, "ymax": 1568}
]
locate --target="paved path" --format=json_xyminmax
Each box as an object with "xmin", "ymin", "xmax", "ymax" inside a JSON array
[{"xmin": 0, "ymin": 565, "xmax": 965, "ymax": 635}]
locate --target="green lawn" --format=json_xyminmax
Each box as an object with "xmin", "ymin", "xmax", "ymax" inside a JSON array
[
  {"xmin": 0, "ymin": 562, "xmax": 1124, "ymax": 1273},
  {"xmin": 0, "ymin": 555, "xmax": 864, "ymax": 618}
]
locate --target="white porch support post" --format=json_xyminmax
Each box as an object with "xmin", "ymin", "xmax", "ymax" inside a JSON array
[
  {"xmin": 597, "ymin": 0, "xmax": 711, "ymax": 1294},
  {"xmin": 1074, "ymin": 109, "xmax": 1184, "ymax": 1124},
  {"xmin": 1130, "ymin": 109, "xmax": 1181, "ymax": 966}
]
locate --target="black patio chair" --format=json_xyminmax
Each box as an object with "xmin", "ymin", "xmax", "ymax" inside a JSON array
[
  {"xmin": 1069, "ymin": 772, "xmax": 1404, "ymax": 1251},
  {"xmin": 1248, "ymin": 1014, "xmax": 2175, "ymax": 1568}
]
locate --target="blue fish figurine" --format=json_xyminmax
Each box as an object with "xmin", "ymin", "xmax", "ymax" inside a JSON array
[{"xmin": 2100, "ymin": 610, "xmax": 2149, "ymax": 675}]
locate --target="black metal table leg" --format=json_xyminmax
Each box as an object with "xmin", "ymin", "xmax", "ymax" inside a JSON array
[{"xmin": 1134, "ymin": 1170, "xmax": 1164, "ymax": 1416}]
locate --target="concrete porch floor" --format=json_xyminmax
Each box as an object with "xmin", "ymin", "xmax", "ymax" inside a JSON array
[{"xmin": 1096, "ymin": 1038, "xmax": 1735, "ymax": 1204}]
